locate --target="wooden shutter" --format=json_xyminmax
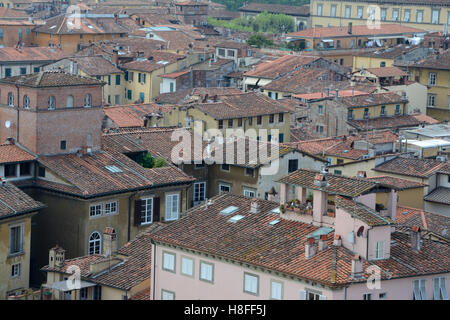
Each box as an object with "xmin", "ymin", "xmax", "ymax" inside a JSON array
[
  {"xmin": 134, "ymin": 200, "xmax": 142, "ymax": 226},
  {"xmin": 153, "ymin": 197, "xmax": 160, "ymax": 222}
]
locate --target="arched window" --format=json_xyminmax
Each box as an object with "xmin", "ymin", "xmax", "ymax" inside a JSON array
[
  {"xmin": 88, "ymin": 231, "xmax": 101, "ymax": 255},
  {"xmin": 84, "ymin": 94, "xmax": 92, "ymax": 107},
  {"xmin": 48, "ymin": 96, "xmax": 55, "ymax": 110},
  {"xmin": 8, "ymin": 92, "xmax": 14, "ymax": 107},
  {"xmin": 23, "ymin": 95, "xmax": 30, "ymax": 109},
  {"xmin": 66, "ymin": 95, "xmax": 74, "ymax": 108}
]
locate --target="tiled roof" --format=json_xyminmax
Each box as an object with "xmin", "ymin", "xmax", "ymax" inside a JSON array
[
  {"xmin": 159, "ymin": 69, "xmax": 190, "ymax": 79},
  {"xmin": 0, "ymin": 70, "xmax": 103, "ymax": 88},
  {"xmin": 293, "ymin": 90, "xmax": 368, "ymax": 101},
  {"xmin": 356, "ymin": 44, "xmax": 422, "ymax": 59},
  {"xmin": 290, "ymin": 127, "xmax": 315, "ymax": 142},
  {"xmin": 367, "ymin": 175, "xmax": 427, "ymax": 190},
  {"xmin": 0, "ymin": 7, "xmax": 30, "ymax": 18},
  {"xmin": 0, "ymin": 182, "xmax": 45, "ymax": 218},
  {"xmin": 150, "ymin": 193, "xmax": 449, "ymax": 286},
  {"xmin": 0, "ymin": 47, "xmax": 67, "ymax": 62},
  {"xmin": 240, "ymin": 3, "xmax": 309, "ymax": 16},
  {"xmin": 408, "ymin": 49, "xmax": 450, "ymax": 71},
  {"xmin": 0, "ymin": 144, "xmax": 35, "ymax": 164},
  {"xmin": 278, "ymin": 169, "xmax": 379, "ymax": 197},
  {"xmin": 424, "ymin": 187, "xmax": 450, "ymax": 205},
  {"xmin": 336, "ymin": 196, "xmax": 394, "ymax": 227},
  {"xmin": 244, "ymin": 55, "xmax": 320, "ymax": 79},
  {"xmin": 36, "ymin": 151, "xmax": 194, "ymax": 198},
  {"xmin": 341, "ymin": 92, "xmax": 405, "ymax": 108},
  {"xmin": 194, "ymin": 92, "xmax": 290, "ymax": 120},
  {"xmin": 130, "ymin": 288, "xmax": 150, "ymax": 300},
  {"xmin": 411, "ymin": 114, "xmax": 440, "ymax": 125},
  {"xmin": 288, "ymin": 24, "xmax": 425, "ymax": 39},
  {"xmin": 348, "ymin": 114, "xmax": 426, "ymax": 131},
  {"xmin": 374, "ymin": 157, "xmax": 449, "ymax": 178},
  {"xmin": 365, "ymin": 67, "xmax": 408, "ymax": 78},
  {"xmin": 67, "ymin": 56, "xmax": 123, "ymax": 76},
  {"xmin": 214, "ymin": 40, "xmax": 250, "ymax": 50},
  {"xmin": 397, "ymin": 206, "xmax": 450, "ymax": 241},
  {"xmin": 122, "ymin": 51, "xmax": 185, "ymax": 73},
  {"xmin": 103, "ymin": 103, "xmax": 172, "ymax": 128}
]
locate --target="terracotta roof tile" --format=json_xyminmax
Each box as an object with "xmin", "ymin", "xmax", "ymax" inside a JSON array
[
  {"xmin": 374, "ymin": 157, "xmax": 449, "ymax": 178},
  {"xmin": 103, "ymin": 103, "xmax": 172, "ymax": 128},
  {"xmin": 397, "ymin": 206, "xmax": 450, "ymax": 241},
  {"xmin": 0, "ymin": 144, "xmax": 35, "ymax": 164},
  {"xmin": 0, "ymin": 47, "xmax": 67, "ymax": 62},
  {"xmin": 0, "ymin": 182, "xmax": 45, "ymax": 218},
  {"xmin": 245, "ymin": 55, "xmax": 320, "ymax": 79},
  {"xmin": 367, "ymin": 175, "xmax": 427, "ymax": 190},
  {"xmin": 424, "ymin": 187, "xmax": 450, "ymax": 205},
  {"xmin": 0, "ymin": 70, "xmax": 103, "ymax": 88}
]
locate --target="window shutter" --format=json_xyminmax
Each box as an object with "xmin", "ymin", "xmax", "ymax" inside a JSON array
[
  {"xmin": 440, "ymin": 278, "xmax": 449, "ymax": 300},
  {"xmin": 153, "ymin": 197, "xmax": 160, "ymax": 222},
  {"xmin": 134, "ymin": 200, "xmax": 142, "ymax": 226},
  {"xmin": 319, "ymin": 295, "xmax": 327, "ymax": 300},
  {"xmin": 299, "ymin": 289, "xmax": 307, "ymax": 300},
  {"xmin": 420, "ymin": 279, "xmax": 427, "ymax": 300},
  {"xmin": 434, "ymin": 278, "xmax": 440, "ymax": 300}
]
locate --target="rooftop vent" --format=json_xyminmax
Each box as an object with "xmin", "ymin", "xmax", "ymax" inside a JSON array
[{"xmin": 220, "ymin": 206, "xmax": 238, "ymax": 215}]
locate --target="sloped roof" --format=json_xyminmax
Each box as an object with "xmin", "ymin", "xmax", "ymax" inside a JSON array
[
  {"xmin": 0, "ymin": 182, "xmax": 45, "ymax": 218},
  {"xmin": 0, "ymin": 70, "xmax": 103, "ymax": 88},
  {"xmin": 244, "ymin": 55, "xmax": 320, "ymax": 79},
  {"xmin": 374, "ymin": 157, "xmax": 449, "ymax": 179},
  {"xmin": 0, "ymin": 47, "xmax": 67, "ymax": 62},
  {"xmin": 0, "ymin": 144, "xmax": 35, "ymax": 164},
  {"xmin": 103, "ymin": 103, "xmax": 172, "ymax": 128},
  {"xmin": 67, "ymin": 56, "xmax": 123, "ymax": 76}
]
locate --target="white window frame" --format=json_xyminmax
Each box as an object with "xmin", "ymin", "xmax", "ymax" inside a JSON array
[
  {"xmin": 432, "ymin": 9, "xmax": 439, "ymax": 24},
  {"xmin": 8, "ymin": 92, "xmax": 14, "ymax": 107},
  {"xmin": 428, "ymin": 72, "xmax": 437, "ymax": 86},
  {"xmin": 417, "ymin": 10, "xmax": 423, "ymax": 23},
  {"xmin": 193, "ymin": 182, "xmax": 206, "ymax": 203},
  {"xmin": 9, "ymin": 223, "xmax": 24, "ymax": 255},
  {"xmin": 23, "ymin": 95, "xmax": 30, "ymax": 109},
  {"xmin": 141, "ymin": 197, "xmax": 153, "ymax": 225},
  {"xmin": 392, "ymin": 8, "xmax": 399, "ymax": 21},
  {"xmin": 104, "ymin": 201, "xmax": 118, "ymax": 215},
  {"xmin": 89, "ymin": 203, "xmax": 102, "ymax": 218},
  {"xmin": 381, "ymin": 8, "xmax": 387, "ymax": 21},
  {"xmin": 11, "ymin": 263, "xmax": 21, "ymax": 278},
  {"xmin": 413, "ymin": 279, "xmax": 427, "ymax": 300},
  {"xmin": 317, "ymin": 4, "xmax": 323, "ymax": 16},
  {"xmin": 199, "ymin": 261, "xmax": 214, "ymax": 283},
  {"xmin": 433, "ymin": 277, "xmax": 449, "ymax": 300},
  {"xmin": 345, "ymin": 6, "xmax": 351, "ymax": 18},
  {"xmin": 219, "ymin": 183, "xmax": 231, "ymax": 194},
  {"xmin": 330, "ymin": 4, "xmax": 337, "ymax": 17},
  {"xmin": 48, "ymin": 96, "xmax": 55, "ymax": 110},
  {"xmin": 243, "ymin": 188, "xmax": 256, "ymax": 198},
  {"xmin": 243, "ymin": 272, "xmax": 259, "ymax": 296},
  {"xmin": 270, "ymin": 280, "xmax": 283, "ymax": 300},
  {"xmin": 84, "ymin": 94, "xmax": 92, "ymax": 107},
  {"xmin": 88, "ymin": 231, "xmax": 101, "ymax": 255},
  {"xmin": 428, "ymin": 94, "xmax": 436, "ymax": 107},
  {"xmin": 161, "ymin": 289, "xmax": 175, "ymax": 300},
  {"xmin": 374, "ymin": 240, "xmax": 385, "ymax": 260},
  {"xmin": 162, "ymin": 251, "xmax": 176, "ymax": 273},
  {"xmin": 165, "ymin": 192, "xmax": 180, "ymax": 221},
  {"xmin": 180, "ymin": 256, "xmax": 194, "ymax": 277},
  {"xmin": 403, "ymin": 9, "xmax": 411, "ymax": 22},
  {"xmin": 357, "ymin": 6, "xmax": 363, "ymax": 19},
  {"xmin": 363, "ymin": 293, "xmax": 372, "ymax": 300}
]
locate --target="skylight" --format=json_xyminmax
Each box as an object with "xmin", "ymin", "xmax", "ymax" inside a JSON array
[
  {"xmin": 271, "ymin": 207, "xmax": 280, "ymax": 214},
  {"xmin": 105, "ymin": 165, "xmax": 123, "ymax": 173},
  {"xmin": 228, "ymin": 215, "xmax": 244, "ymax": 223},
  {"xmin": 269, "ymin": 219, "xmax": 280, "ymax": 226},
  {"xmin": 157, "ymin": 61, "xmax": 169, "ymax": 65},
  {"xmin": 220, "ymin": 206, "xmax": 238, "ymax": 215}
]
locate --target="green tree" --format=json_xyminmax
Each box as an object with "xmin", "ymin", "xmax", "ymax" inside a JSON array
[
  {"xmin": 247, "ymin": 34, "xmax": 274, "ymax": 48},
  {"xmin": 153, "ymin": 157, "xmax": 166, "ymax": 168},
  {"xmin": 140, "ymin": 153, "xmax": 154, "ymax": 168}
]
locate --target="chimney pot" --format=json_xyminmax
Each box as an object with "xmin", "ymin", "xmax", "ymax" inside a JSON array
[
  {"xmin": 333, "ymin": 234, "xmax": 342, "ymax": 246},
  {"xmin": 410, "ymin": 225, "xmax": 421, "ymax": 252},
  {"xmin": 318, "ymin": 234, "xmax": 328, "ymax": 251},
  {"xmin": 305, "ymin": 237, "xmax": 316, "ymax": 258},
  {"xmin": 249, "ymin": 199, "xmax": 260, "ymax": 213}
]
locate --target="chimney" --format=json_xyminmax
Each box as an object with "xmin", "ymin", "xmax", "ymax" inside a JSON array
[
  {"xmin": 49, "ymin": 245, "xmax": 65, "ymax": 268},
  {"xmin": 348, "ymin": 22, "xmax": 352, "ymax": 35},
  {"xmin": 357, "ymin": 171, "xmax": 367, "ymax": 178},
  {"xmin": 313, "ymin": 173, "xmax": 327, "ymax": 188},
  {"xmin": 333, "ymin": 235, "xmax": 342, "ymax": 246},
  {"xmin": 305, "ymin": 237, "xmax": 316, "ymax": 258},
  {"xmin": 410, "ymin": 225, "xmax": 421, "ymax": 252},
  {"xmin": 351, "ymin": 255, "xmax": 363, "ymax": 279},
  {"xmin": 267, "ymin": 186, "xmax": 278, "ymax": 202},
  {"xmin": 249, "ymin": 199, "xmax": 260, "ymax": 213},
  {"xmin": 112, "ymin": 49, "xmax": 118, "ymax": 65},
  {"xmin": 103, "ymin": 227, "xmax": 117, "ymax": 257},
  {"xmin": 318, "ymin": 234, "xmax": 328, "ymax": 251}
]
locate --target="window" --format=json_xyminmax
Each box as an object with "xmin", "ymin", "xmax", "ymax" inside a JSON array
[
  {"xmin": 84, "ymin": 94, "xmax": 92, "ymax": 107},
  {"xmin": 139, "ymin": 92, "xmax": 144, "ymax": 102},
  {"xmin": 5, "ymin": 68, "xmax": 11, "ymax": 77},
  {"xmin": 368, "ymin": 7, "xmax": 376, "ymax": 21},
  {"xmin": 278, "ymin": 133, "xmax": 284, "ymax": 143},
  {"xmin": 115, "ymin": 74, "xmax": 120, "ymax": 85},
  {"xmin": 228, "ymin": 119, "xmax": 233, "ymax": 128},
  {"xmin": 162, "ymin": 251, "xmax": 176, "ymax": 272},
  {"xmin": 115, "ymin": 95, "xmax": 120, "ymax": 105},
  {"xmin": 428, "ymin": 72, "xmax": 437, "ymax": 86},
  {"xmin": 161, "ymin": 289, "xmax": 175, "ymax": 300},
  {"xmin": 193, "ymin": 182, "xmax": 206, "ymax": 203},
  {"xmin": 66, "ymin": 95, "xmax": 74, "ymax": 108},
  {"xmin": 278, "ymin": 113, "xmax": 284, "ymax": 123},
  {"xmin": 38, "ymin": 166, "xmax": 45, "ymax": 177},
  {"xmin": 379, "ymin": 293, "xmax": 387, "ymax": 299},
  {"xmin": 432, "ymin": 10, "xmax": 439, "ymax": 24},
  {"xmin": 237, "ymin": 118, "xmax": 243, "ymax": 127},
  {"xmin": 330, "ymin": 5, "xmax": 336, "ymax": 17},
  {"xmin": 0, "ymin": 28, "xmax": 3, "ymax": 39},
  {"xmin": 88, "ymin": 232, "xmax": 101, "ymax": 255},
  {"xmin": 200, "ymin": 261, "xmax": 214, "ymax": 283},
  {"xmin": 128, "ymin": 71, "xmax": 134, "ymax": 81},
  {"xmin": 374, "ymin": 241, "xmax": 385, "ymax": 260},
  {"xmin": 428, "ymin": 94, "xmax": 436, "ymax": 107},
  {"xmin": 364, "ymin": 108, "xmax": 369, "ymax": 119},
  {"xmin": 221, "ymin": 163, "xmax": 230, "ymax": 172},
  {"xmin": 11, "ymin": 263, "xmax": 20, "ymax": 278},
  {"xmin": 219, "ymin": 183, "xmax": 231, "ymax": 194},
  {"xmin": 10, "ymin": 224, "xmax": 23, "ymax": 255},
  {"xmin": 318, "ymin": 105, "xmax": 323, "ymax": 115},
  {"xmin": 138, "ymin": 73, "xmax": 142, "ymax": 83},
  {"xmin": 93, "ymin": 286, "xmax": 102, "ymax": 300},
  {"xmin": 363, "ymin": 293, "xmax": 372, "ymax": 300},
  {"xmin": 218, "ymin": 48, "xmax": 225, "ymax": 56},
  {"xmin": 248, "ymin": 117, "xmax": 253, "ymax": 126},
  {"xmin": 271, "ymin": 280, "xmax": 283, "ymax": 300},
  {"xmin": 345, "ymin": 6, "xmax": 351, "ymax": 18},
  {"xmin": 348, "ymin": 109, "xmax": 354, "ymax": 120},
  {"xmin": 269, "ymin": 114, "xmax": 274, "ymax": 124},
  {"xmin": 169, "ymin": 82, "xmax": 174, "ymax": 92},
  {"xmin": 257, "ymin": 116, "xmax": 262, "ymax": 125},
  {"xmin": 413, "ymin": 279, "xmax": 427, "ymax": 300},
  {"xmin": 106, "ymin": 75, "xmax": 110, "ymax": 85},
  {"xmin": 380, "ymin": 106, "xmax": 386, "ymax": 116},
  {"xmin": 141, "ymin": 198, "xmax": 153, "ymax": 224},
  {"xmin": 395, "ymin": 104, "xmax": 401, "ymax": 115},
  {"xmin": 392, "ymin": 8, "xmax": 399, "ymax": 21},
  {"xmin": 20, "ymin": 67, "xmax": 26, "ymax": 75},
  {"xmin": 304, "ymin": 290, "xmax": 321, "ymax": 300},
  {"xmin": 243, "ymin": 188, "xmax": 256, "ymax": 198},
  {"xmin": 381, "ymin": 8, "xmax": 387, "ymax": 21},
  {"xmin": 317, "ymin": 4, "xmax": 323, "ymax": 16},
  {"xmin": 4, "ymin": 164, "xmax": 16, "ymax": 177},
  {"xmin": 268, "ymin": 135, "xmax": 272, "ymax": 142},
  {"xmin": 433, "ymin": 277, "xmax": 448, "ymax": 300},
  {"xmin": 18, "ymin": 28, "xmax": 22, "ymax": 40},
  {"xmin": 165, "ymin": 193, "xmax": 179, "ymax": 221},
  {"xmin": 8, "ymin": 92, "xmax": 14, "ymax": 107},
  {"xmin": 20, "ymin": 163, "xmax": 30, "ymax": 176},
  {"xmin": 181, "ymin": 257, "xmax": 194, "ymax": 277},
  {"xmin": 227, "ymin": 50, "xmax": 235, "ymax": 57},
  {"xmin": 48, "ymin": 96, "xmax": 55, "ymax": 110},
  {"xmin": 104, "ymin": 201, "xmax": 118, "ymax": 215},
  {"xmin": 357, "ymin": 6, "xmax": 363, "ymax": 19},
  {"xmin": 89, "ymin": 204, "xmax": 102, "ymax": 218},
  {"xmin": 334, "ymin": 170, "xmax": 342, "ymax": 175},
  {"xmin": 80, "ymin": 287, "xmax": 88, "ymax": 300},
  {"xmin": 23, "ymin": 95, "xmax": 30, "ymax": 109},
  {"xmin": 316, "ymin": 125, "xmax": 324, "ymax": 134},
  {"xmin": 60, "ymin": 140, "xmax": 66, "ymax": 150},
  {"xmin": 245, "ymin": 167, "xmax": 254, "ymax": 177},
  {"xmin": 288, "ymin": 159, "xmax": 298, "ymax": 173},
  {"xmin": 417, "ymin": 10, "xmax": 423, "ymax": 23},
  {"xmin": 244, "ymin": 273, "xmax": 259, "ymax": 295},
  {"xmin": 218, "ymin": 120, "xmax": 223, "ymax": 129},
  {"xmin": 403, "ymin": 9, "xmax": 411, "ymax": 22}
]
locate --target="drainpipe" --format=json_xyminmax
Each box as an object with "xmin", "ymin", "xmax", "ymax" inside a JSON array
[
  {"xmin": 127, "ymin": 193, "xmax": 133, "ymax": 242},
  {"xmin": 15, "ymin": 84, "xmax": 20, "ymax": 143},
  {"xmin": 152, "ymin": 240, "xmax": 156, "ymax": 300}
]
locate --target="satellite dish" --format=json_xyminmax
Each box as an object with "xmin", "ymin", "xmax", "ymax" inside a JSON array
[
  {"xmin": 5, "ymin": 120, "xmax": 11, "ymax": 128},
  {"xmin": 357, "ymin": 226, "xmax": 364, "ymax": 237}
]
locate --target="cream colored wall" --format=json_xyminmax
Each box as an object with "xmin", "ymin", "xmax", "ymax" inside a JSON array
[
  {"xmin": 349, "ymin": 102, "xmax": 405, "ymax": 120},
  {"xmin": 353, "ymin": 56, "xmax": 394, "ymax": 72}
]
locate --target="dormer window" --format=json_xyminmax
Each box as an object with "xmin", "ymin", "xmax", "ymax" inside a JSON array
[
  {"xmin": 48, "ymin": 96, "xmax": 55, "ymax": 110},
  {"xmin": 84, "ymin": 94, "xmax": 92, "ymax": 107},
  {"xmin": 8, "ymin": 92, "xmax": 14, "ymax": 107},
  {"xmin": 23, "ymin": 95, "xmax": 30, "ymax": 109}
]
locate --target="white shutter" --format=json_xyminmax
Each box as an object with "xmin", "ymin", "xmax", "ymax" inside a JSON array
[
  {"xmin": 271, "ymin": 281, "xmax": 282, "ymax": 300},
  {"xmin": 440, "ymin": 278, "xmax": 449, "ymax": 300},
  {"xmin": 413, "ymin": 280, "xmax": 421, "ymax": 300},
  {"xmin": 434, "ymin": 278, "xmax": 441, "ymax": 300},
  {"xmin": 319, "ymin": 295, "xmax": 327, "ymax": 300},
  {"xmin": 181, "ymin": 258, "xmax": 193, "ymax": 276},
  {"xmin": 299, "ymin": 289, "xmax": 307, "ymax": 300},
  {"xmin": 163, "ymin": 253, "xmax": 174, "ymax": 271},
  {"xmin": 420, "ymin": 279, "xmax": 427, "ymax": 300}
]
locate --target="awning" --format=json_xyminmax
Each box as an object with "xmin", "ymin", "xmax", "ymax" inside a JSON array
[
  {"xmin": 367, "ymin": 35, "xmax": 406, "ymax": 40},
  {"xmin": 321, "ymin": 39, "xmax": 334, "ymax": 43},
  {"xmin": 43, "ymin": 281, "xmax": 97, "ymax": 292},
  {"xmin": 256, "ymin": 78, "xmax": 272, "ymax": 87},
  {"xmin": 244, "ymin": 77, "xmax": 259, "ymax": 86}
]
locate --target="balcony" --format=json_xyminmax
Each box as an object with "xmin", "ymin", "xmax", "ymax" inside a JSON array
[{"xmin": 279, "ymin": 199, "xmax": 336, "ymax": 225}]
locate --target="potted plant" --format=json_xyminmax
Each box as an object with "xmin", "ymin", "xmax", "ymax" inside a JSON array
[{"xmin": 280, "ymin": 204, "xmax": 286, "ymax": 213}]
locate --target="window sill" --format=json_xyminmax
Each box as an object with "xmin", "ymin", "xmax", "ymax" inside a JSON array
[{"xmin": 8, "ymin": 251, "xmax": 25, "ymax": 259}]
